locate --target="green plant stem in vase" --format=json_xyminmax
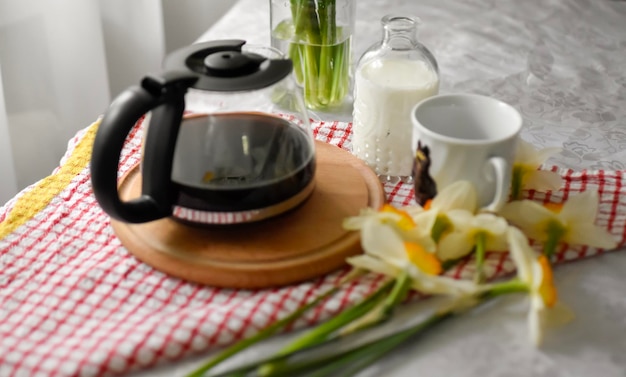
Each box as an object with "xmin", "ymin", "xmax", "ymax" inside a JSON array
[{"xmin": 272, "ymin": 0, "xmax": 353, "ymax": 110}]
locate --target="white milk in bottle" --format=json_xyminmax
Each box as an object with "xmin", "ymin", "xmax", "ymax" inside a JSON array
[
  {"xmin": 353, "ymin": 59, "xmax": 439, "ymax": 178},
  {"xmin": 352, "ymin": 15, "xmax": 439, "ymax": 181}
]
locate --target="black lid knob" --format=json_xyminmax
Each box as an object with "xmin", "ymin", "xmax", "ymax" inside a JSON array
[
  {"xmin": 203, "ymin": 51, "xmax": 266, "ymax": 77},
  {"xmin": 163, "ymin": 40, "xmax": 292, "ymax": 92}
]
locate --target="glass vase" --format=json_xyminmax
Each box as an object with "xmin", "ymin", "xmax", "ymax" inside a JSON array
[{"xmin": 270, "ymin": 0, "xmax": 355, "ymax": 110}]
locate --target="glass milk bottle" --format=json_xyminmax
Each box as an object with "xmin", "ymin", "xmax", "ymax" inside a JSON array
[{"xmin": 352, "ymin": 15, "xmax": 439, "ymax": 182}]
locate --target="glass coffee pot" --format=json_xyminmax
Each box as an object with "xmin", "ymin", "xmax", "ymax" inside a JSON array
[{"xmin": 91, "ymin": 40, "xmax": 315, "ymax": 225}]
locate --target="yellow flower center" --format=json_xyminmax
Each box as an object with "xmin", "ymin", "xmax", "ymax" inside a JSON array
[
  {"xmin": 543, "ymin": 202, "xmax": 564, "ymax": 213},
  {"xmin": 380, "ymin": 204, "xmax": 416, "ymax": 231},
  {"xmin": 537, "ymin": 255, "xmax": 557, "ymax": 307},
  {"xmin": 423, "ymin": 199, "xmax": 433, "ymax": 210},
  {"xmin": 404, "ymin": 242, "xmax": 442, "ymax": 276}
]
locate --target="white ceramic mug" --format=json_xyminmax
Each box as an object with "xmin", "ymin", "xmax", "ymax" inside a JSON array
[{"xmin": 411, "ymin": 93, "xmax": 522, "ymax": 211}]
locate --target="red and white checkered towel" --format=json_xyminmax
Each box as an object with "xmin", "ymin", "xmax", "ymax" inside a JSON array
[{"xmin": 0, "ymin": 118, "xmax": 624, "ymax": 377}]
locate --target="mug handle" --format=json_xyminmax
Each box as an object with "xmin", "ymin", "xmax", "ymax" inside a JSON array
[
  {"xmin": 482, "ymin": 156, "xmax": 511, "ymax": 212},
  {"xmin": 90, "ymin": 71, "xmax": 198, "ymax": 223}
]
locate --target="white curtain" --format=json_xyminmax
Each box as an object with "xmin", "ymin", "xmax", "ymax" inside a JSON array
[
  {"xmin": 0, "ymin": 0, "xmax": 111, "ymax": 204},
  {"xmin": 0, "ymin": 62, "xmax": 17, "ymax": 204},
  {"xmin": 98, "ymin": 0, "xmax": 167, "ymax": 97},
  {"xmin": 0, "ymin": 0, "xmax": 234, "ymax": 204}
]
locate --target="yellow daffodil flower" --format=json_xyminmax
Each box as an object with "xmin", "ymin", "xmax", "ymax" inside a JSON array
[
  {"xmin": 500, "ymin": 190, "xmax": 618, "ymax": 258},
  {"xmin": 347, "ymin": 218, "xmax": 480, "ymax": 297},
  {"xmin": 511, "ymin": 139, "xmax": 563, "ymax": 200},
  {"xmin": 506, "ymin": 227, "xmax": 564, "ymax": 346}
]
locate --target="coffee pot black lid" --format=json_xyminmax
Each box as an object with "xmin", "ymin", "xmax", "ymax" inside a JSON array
[{"xmin": 163, "ymin": 39, "xmax": 292, "ymax": 92}]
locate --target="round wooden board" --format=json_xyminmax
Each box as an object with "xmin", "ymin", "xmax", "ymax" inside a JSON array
[{"xmin": 111, "ymin": 141, "xmax": 385, "ymax": 289}]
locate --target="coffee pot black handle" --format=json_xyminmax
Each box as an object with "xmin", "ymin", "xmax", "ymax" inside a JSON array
[{"xmin": 91, "ymin": 71, "xmax": 198, "ymax": 223}]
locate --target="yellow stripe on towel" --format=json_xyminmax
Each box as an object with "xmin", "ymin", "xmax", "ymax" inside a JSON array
[{"xmin": 0, "ymin": 119, "xmax": 100, "ymax": 240}]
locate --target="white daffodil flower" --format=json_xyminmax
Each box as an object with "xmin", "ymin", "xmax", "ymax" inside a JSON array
[
  {"xmin": 343, "ymin": 204, "xmax": 432, "ymax": 247},
  {"xmin": 347, "ymin": 218, "xmax": 480, "ymax": 297},
  {"xmin": 500, "ymin": 190, "xmax": 618, "ymax": 258},
  {"xmin": 511, "ymin": 139, "xmax": 563, "ymax": 200},
  {"xmin": 413, "ymin": 182, "xmax": 478, "ymax": 234},
  {"xmin": 506, "ymin": 227, "xmax": 563, "ymax": 346},
  {"xmin": 344, "ymin": 207, "xmax": 394, "ymax": 230},
  {"xmin": 434, "ymin": 210, "xmax": 474, "ymax": 261},
  {"xmin": 467, "ymin": 213, "xmax": 510, "ymax": 251},
  {"xmin": 436, "ymin": 211, "xmax": 509, "ymax": 262},
  {"xmin": 411, "ymin": 181, "xmax": 480, "ymax": 261},
  {"xmin": 422, "ymin": 180, "xmax": 479, "ymax": 213}
]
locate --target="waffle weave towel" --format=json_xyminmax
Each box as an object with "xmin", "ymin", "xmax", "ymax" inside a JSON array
[{"xmin": 1, "ymin": 118, "xmax": 624, "ymax": 376}]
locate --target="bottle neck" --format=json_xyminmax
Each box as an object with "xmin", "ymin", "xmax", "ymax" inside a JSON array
[{"xmin": 381, "ymin": 15, "xmax": 420, "ymax": 50}]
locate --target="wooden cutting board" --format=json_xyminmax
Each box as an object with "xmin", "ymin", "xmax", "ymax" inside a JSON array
[{"xmin": 111, "ymin": 141, "xmax": 385, "ymax": 289}]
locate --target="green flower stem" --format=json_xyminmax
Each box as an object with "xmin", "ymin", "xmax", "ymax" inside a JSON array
[
  {"xmin": 543, "ymin": 220, "xmax": 566, "ymax": 261},
  {"xmin": 205, "ymin": 345, "xmax": 332, "ymax": 377},
  {"xmin": 265, "ymin": 281, "xmax": 529, "ymax": 377},
  {"xmin": 511, "ymin": 165, "xmax": 524, "ymax": 201},
  {"xmin": 257, "ymin": 278, "xmax": 396, "ymax": 375},
  {"xmin": 289, "ymin": 0, "xmax": 304, "ymax": 35},
  {"xmin": 326, "ymin": 309, "xmax": 453, "ymax": 377},
  {"xmin": 383, "ymin": 269, "xmax": 413, "ymax": 317},
  {"xmin": 441, "ymin": 254, "xmax": 469, "ymax": 272},
  {"xmin": 474, "ymin": 232, "xmax": 487, "ymax": 284},
  {"xmin": 209, "ymin": 274, "xmax": 408, "ymax": 377},
  {"xmin": 256, "ymin": 304, "xmax": 458, "ymax": 377},
  {"xmin": 302, "ymin": 44, "xmax": 320, "ymax": 107},
  {"xmin": 317, "ymin": 46, "xmax": 331, "ymax": 106},
  {"xmin": 205, "ymin": 326, "xmax": 356, "ymax": 377},
  {"xmin": 211, "ymin": 278, "xmax": 529, "ymax": 377},
  {"xmin": 316, "ymin": 1, "xmax": 332, "ymax": 104},
  {"xmin": 329, "ymin": 42, "xmax": 348, "ymax": 102},
  {"xmin": 185, "ymin": 269, "xmax": 364, "ymax": 377},
  {"xmin": 288, "ymin": 43, "xmax": 304, "ymax": 84},
  {"xmin": 484, "ymin": 278, "xmax": 529, "ymax": 298},
  {"xmin": 323, "ymin": 281, "xmax": 530, "ymax": 377},
  {"xmin": 286, "ymin": 0, "xmax": 349, "ymax": 109},
  {"xmin": 338, "ymin": 269, "xmax": 413, "ymax": 337},
  {"xmin": 431, "ymin": 215, "xmax": 452, "ymax": 244}
]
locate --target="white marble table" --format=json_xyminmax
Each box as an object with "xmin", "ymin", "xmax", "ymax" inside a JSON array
[{"xmin": 133, "ymin": 0, "xmax": 626, "ymax": 376}]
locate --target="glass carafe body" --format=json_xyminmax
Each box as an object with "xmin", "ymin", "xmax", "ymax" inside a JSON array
[
  {"xmin": 150, "ymin": 44, "xmax": 316, "ymax": 223},
  {"xmin": 352, "ymin": 15, "xmax": 439, "ymax": 182}
]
